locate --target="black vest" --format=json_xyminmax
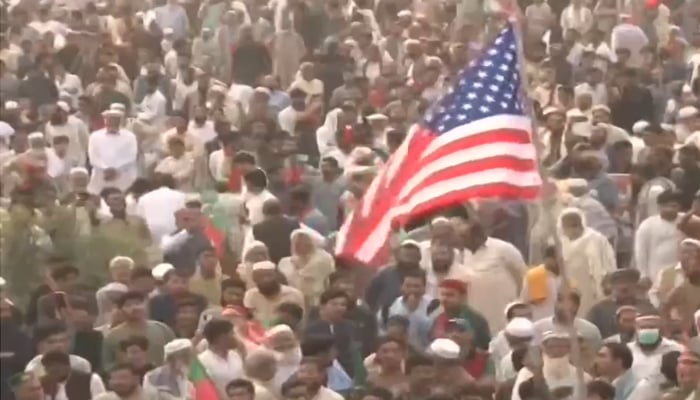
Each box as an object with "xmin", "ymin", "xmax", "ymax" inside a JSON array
[{"xmin": 42, "ymin": 370, "xmax": 92, "ymax": 400}]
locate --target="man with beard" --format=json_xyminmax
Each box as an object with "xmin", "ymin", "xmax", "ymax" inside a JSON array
[
  {"xmin": 603, "ymin": 306, "xmax": 638, "ymax": 344},
  {"xmin": 45, "ymin": 101, "xmax": 89, "ymax": 168},
  {"xmin": 1, "ymin": 290, "xmax": 33, "ymax": 400},
  {"xmin": 95, "ymin": 364, "xmax": 152, "ymax": 400},
  {"xmin": 627, "ymin": 311, "xmax": 683, "ymax": 380},
  {"xmin": 662, "ymin": 242, "xmax": 700, "ymax": 328},
  {"xmin": 243, "ymin": 348, "xmax": 278, "ymax": 400},
  {"xmin": 305, "ymin": 289, "xmax": 355, "ymax": 376},
  {"xmin": 40, "ymin": 350, "xmax": 106, "ymax": 399},
  {"xmin": 430, "ymin": 279, "xmax": 490, "ymax": 352},
  {"xmin": 197, "ymin": 319, "xmax": 244, "ymax": 397},
  {"xmin": 143, "ymin": 338, "xmax": 194, "ymax": 398},
  {"xmin": 243, "ymin": 261, "xmax": 304, "ymax": 328},
  {"xmin": 296, "ymin": 357, "xmax": 344, "ymax": 400},
  {"xmin": 593, "ymin": 342, "xmax": 643, "ymax": 399},
  {"xmin": 365, "ymin": 240, "xmax": 423, "ymax": 313},
  {"xmin": 148, "ymin": 269, "xmax": 207, "ymax": 330},
  {"xmin": 263, "ymin": 324, "xmax": 302, "ymax": 394},
  {"xmin": 87, "ymin": 108, "xmax": 138, "ymax": 195},
  {"xmin": 586, "ymin": 269, "xmax": 656, "ymax": 339},
  {"xmin": 512, "ymin": 331, "xmax": 590, "ymax": 400},
  {"xmin": 7, "ymin": 372, "xmax": 45, "ymax": 400},
  {"xmin": 422, "ymin": 239, "xmax": 468, "ymax": 299},
  {"xmin": 650, "ymin": 240, "xmax": 700, "ymax": 307}
]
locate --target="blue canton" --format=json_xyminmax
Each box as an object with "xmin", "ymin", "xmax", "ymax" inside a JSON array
[{"xmin": 422, "ymin": 24, "xmax": 524, "ymax": 134}]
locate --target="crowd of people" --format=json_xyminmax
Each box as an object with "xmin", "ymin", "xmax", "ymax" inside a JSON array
[{"xmin": 1, "ymin": 0, "xmax": 700, "ymax": 399}]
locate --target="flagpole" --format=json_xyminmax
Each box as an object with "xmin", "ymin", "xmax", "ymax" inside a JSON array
[{"xmin": 503, "ymin": 6, "xmax": 588, "ymax": 399}]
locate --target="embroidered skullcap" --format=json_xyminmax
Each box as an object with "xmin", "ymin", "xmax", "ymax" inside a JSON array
[
  {"xmin": 152, "ymin": 263, "xmax": 175, "ymax": 280},
  {"xmin": 164, "ymin": 338, "xmax": 191, "ymax": 357}
]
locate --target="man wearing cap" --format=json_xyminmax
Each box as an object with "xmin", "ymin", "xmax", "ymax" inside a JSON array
[
  {"xmin": 489, "ymin": 302, "xmax": 532, "ymax": 364},
  {"xmin": 142, "ymin": 338, "xmax": 194, "ymax": 398},
  {"xmin": 602, "ymin": 305, "xmax": 638, "ymax": 344},
  {"xmin": 365, "ymin": 239, "xmax": 423, "ymax": 312},
  {"xmin": 244, "ymin": 261, "xmax": 304, "ymax": 328},
  {"xmin": 45, "ymin": 101, "xmax": 88, "ymax": 168},
  {"xmin": 444, "ymin": 317, "xmax": 496, "ymax": 387},
  {"xmin": 586, "ymin": 268, "xmax": 656, "ymax": 338},
  {"xmin": 494, "ymin": 317, "xmax": 535, "ymax": 382},
  {"xmin": 663, "ymin": 249, "xmax": 700, "ymax": 329},
  {"xmin": 675, "ymin": 106, "xmax": 699, "ymax": 144},
  {"xmin": 649, "ymin": 239, "xmax": 700, "ymax": 307},
  {"xmin": 87, "ymin": 108, "xmax": 137, "ymax": 195},
  {"xmin": 512, "ymin": 330, "xmax": 590, "ymax": 400},
  {"xmin": 627, "ymin": 310, "xmax": 683, "ymax": 379},
  {"xmin": 263, "ymin": 324, "xmax": 302, "ymax": 392},
  {"xmin": 428, "ymin": 338, "xmax": 474, "ymax": 394},
  {"xmin": 430, "ymin": 278, "xmax": 490, "ymax": 352}
]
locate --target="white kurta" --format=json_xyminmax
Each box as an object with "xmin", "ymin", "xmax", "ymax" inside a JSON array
[
  {"xmin": 634, "ymin": 215, "xmax": 685, "ymax": 282},
  {"xmin": 462, "ymin": 238, "xmax": 527, "ymax": 332},
  {"xmin": 87, "ymin": 128, "xmax": 138, "ymax": 194}
]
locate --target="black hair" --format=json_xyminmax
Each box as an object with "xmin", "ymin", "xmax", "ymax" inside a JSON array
[
  {"xmin": 602, "ymin": 342, "xmax": 633, "ymax": 370},
  {"xmin": 505, "ymin": 303, "xmax": 529, "ymax": 320},
  {"xmin": 109, "ymin": 363, "xmax": 138, "ymax": 376},
  {"xmin": 119, "ymin": 335, "xmax": 150, "ymax": 352},
  {"xmin": 33, "ymin": 321, "xmax": 68, "ymax": 344},
  {"xmin": 130, "ymin": 267, "xmax": 154, "ymax": 281},
  {"xmin": 163, "ymin": 268, "xmax": 189, "ymax": 283},
  {"xmin": 400, "ymin": 268, "xmax": 426, "ymax": 284},
  {"xmin": 221, "ymin": 278, "xmax": 247, "ymax": 292},
  {"xmin": 289, "ymin": 88, "xmax": 307, "ymax": 98},
  {"xmin": 511, "ymin": 347, "xmax": 528, "ymax": 371},
  {"xmin": 301, "ymin": 335, "xmax": 335, "ymax": 356},
  {"xmin": 100, "ymin": 187, "xmax": 122, "ymax": 199},
  {"xmin": 261, "ymin": 199, "xmax": 282, "ymax": 216},
  {"xmin": 612, "ymin": 140, "xmax": 633, "ymax": 151},
  {"xmin": 557, "ymin": 289, "xmax": 581, "ymax": 308},
  {"xmin": 328, "ymin": 269, "xmax": 352, "ymax": 286},
  {"xmin": 244, "ymin": 168, "xmax": 268, "ymax": 188},
  {"xmin": 289, "ymin": 185, "xmax": 311, "ymax": 204},
  {"xmin": 50, "ymin": 265, "xmax": 79, "ymax": 281},
  {"xmin": 203, "ymin": 319, "xmax": 233, "ymax": 344},
  {"xmin": 115, "ymin": 291, "xmax": 146, "ymax": 308},
  {"xmin": 374, "ymin": 336, "xmax": 404, "ymax": 351},
  {"xmin": 276, "ymin": 302, "xmax": 304, "ymax": 322},
  {"xmin": 41, "ymin": 350, "xmax": 70, "ymax": 367},
  {"xmin": 281, "ymin": 376, "xmax": 305, "ymax": 395},
  {"xmin": 657, "ymin": 189, "xmax": 683, "ymax": 205},
  {"xmin": 226, "ymin": 378, "xmax": 255, "ymax": 394},
  {"xmin": 660, "ymin": 351, "xmax": 681, "ymax": 385},
  {"xmin": 233, "ymin": 151, "xmax": 256, "ymax": 165},
  {"xmin": 405, "ymin": 353, "xmax": 432, "ymax": 374},
  {"xmin": 319, "ymin": 288, "xmax": 349, "ymax": 305},
  {"xmin": 586, "ymin": 380, "xmax": 615, "ymax": 400}
]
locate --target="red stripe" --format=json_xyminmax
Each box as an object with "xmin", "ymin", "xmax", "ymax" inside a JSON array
[
  {"xmin": 418, "ymin": 128, "xmax": 534, "ymax": 166},
  {"xmin": 396, "ymin": 156, "xmax": 538, "ymax": 204}
]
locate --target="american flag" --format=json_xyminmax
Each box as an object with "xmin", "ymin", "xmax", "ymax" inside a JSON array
[{"xmin": 335, "ymin": 23, "xmax": 542, "ymax": 266}]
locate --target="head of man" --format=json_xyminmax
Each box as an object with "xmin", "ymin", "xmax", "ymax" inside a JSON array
[
  {"xmin": 680, "ymin": 239, "xmax": 700, "ymax": 284},
  {"xmin": 504, "ymin": 317, "xmax": 535, "ymax": 351},
  {"xmin": 438, "ymin": 279, "xmax": 467, "ymax": 313},
  {"xmin": 41, "ymin": 351, "xmax": 72, "ymax": 383},
  {"xmin": 119, "ymin": 335, "xmax": 149, "ymax": 369},
  {"xmin": 657, "ymin": 189, "xmax": 682, "ymax": 221},
  {"xmin": 541, "ymin": 331, "xmax": 572, "ymax": 378},
  {"xmin": 244, "ymin": 348, "xmax": 278, "ymax": 382},
  {"xmin": 635, "ymin": 312, "xmax": 663, "ymax": 350},
  {"xmin": 554, "ymin": 290, "xmax": 581, "ymax": 324},
  {"xmin": 430, "ymin": 240, "xmax": 455, "ymax": 274},
  {"xmin": 116, "ymin": 291, "xmax": 147, "ymax": 323},
  {"xmin": 34, "ymin": 321, "xmax": 71, "ymax": 355},
  {"xmin": 318, "ymin": 288, "xmax": 348, "ymax": 323},
  {"xmin": 251, "ymin": 261, "xmax": 281, "ymax": 297},
  {"xmin": 396, "ymin": 241, "xmax": 421, "ymax": 271},
  {"xmin": 296, "ymin": 357, "xmax": 325, "ymax": 393},
  {"xmin": 107, "ymin": 364, "xmax": 141, "ymax": 397},
  {"xmin": 608, "ymin": 269, "xmax": 640, "ymax": 304},
  {"xmin": 615, "ymin": 306, "xmax": 638, "ymax": 343},
  {"xmin": 162, "ymin": 269, "xmax": 190, "ymax": 297},
  {"xmin": 227, "ymin": 379, "xmax": 255, "ymax": 400},
  {"xmin": 203, "ymin": 319, "xmax": 236, "ymax": 352},
  {"xmin": 594, "ymin": 343, "xmax": 633, "ymax": 380}
]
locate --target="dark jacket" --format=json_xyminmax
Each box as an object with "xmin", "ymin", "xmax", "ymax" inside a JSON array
[
  {"xmin": 41, "ymin": 370, "xmax": 92, "ymax": 400},
  {"xmin": 304, "ymin": 318, "xmax": 355, "ymax": 376},
  {"xmin": 163, "ymin": 229, "xmax": 213, "ymax": 276},
  {"xmin": 72, "ymin": 330, "xmax": 104, "ymax": 375},
  {"xmin": 0, "ymin": 322, "xmax": 33, "ymax": 400},
  {"xmin": 252, "ymin": 216, "xmax": 300, "ymax": 264},
  {"xmin": 611, "ymin": 85, "xmax": 655, "ymax": 133}
]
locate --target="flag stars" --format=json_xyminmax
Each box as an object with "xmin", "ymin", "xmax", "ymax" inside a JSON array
[{"xmin": 479, "ymin": 106, "xmax": 489, "ymax": 113}]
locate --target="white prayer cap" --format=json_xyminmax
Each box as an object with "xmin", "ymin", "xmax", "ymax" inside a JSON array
[
  {"xmin": 504, "ymin": 301, "xmax": 528, "ymax": 317},
  {"xmin": 110, "ymin": 103, "xmax": 126, "ymax": 112},
  {"xmin": 0, "ymin": 121, "xmax": 15, "ymax": 139},
  {"xmin": 100, "ymin": 282, "xmax": 129, "ymax": 293},
  {"xmin": 397, "ymin": 9, "xmax": 412, "ymax": 18},
  {"xmin": 400, "ymin": 239, "xmax": 421, "ymax": 249},
  {"xmin": 404, "ymin": 38, "xmax": 421, "ymax": 47},
  {"xmin": 591, "ymin": 104, "xmax": 611, "ymax": 114},
  {"xmin": 428, "ymin": 338, "xmax": 461, "ymax": 359},
  {"xmin": 660, "ymin": 123, "xmax": 674, "ymax": 132},
  {"xmin": 252, "ymin": 261, "xmax": 276, "ymax": 271},
  {"xmin": 69, "ymin": 167, "xmax": 88, "ymax": 176},
  {"xmin": 574, "ymin": 84, "xmax": 593, "ymax": 97},
  {"xmin": 571, "ymin": 122, "xmax": 591, "ymax": 137},
  {"xmin": 56, "ymin": 101, "xmax": 70, "ymax": 113},
  {"xmin": 541, "ymin": 330, "xmax": 570, "ymax": 342},
  {"xmin": 185, "ymin": 193, "xmax": 202, "ymax": 204},
  {"xmin": 346, "ymin": 164, "xmax": 377, "ymax": 177},
  {"xmin": 265, "ymin": 324, "xmax": 294, "ymax": 339},
  {"xmin": 682, "ymin": 83, "xmax": 692, "ymax": 94},
  {"xmin": 253, "ymin": 86, "xmax": 271, "ymax": 96},
  {"xmin": 102, "ymin": 109, "xmax": 123, "ymax": 118},
  {"xmin": 109, "ymin": 256, "xmax": 134, "ymax": 270},
  {"xmin": 542, "ymin": 106, "xmax": 564, "ymax": 117},
  {"xmin": 367, "ymin": 113, "xmax": 388, "ymax": 122},
  {"xmin": 431, "ymin": 216, "xmax": 450, "ymax": 226},
  {"xmin": 681, "ymin": 238, "xmax": 700, "ymax": 249},
  {"xmin": 632, "ymin": 120, "xmax": 650, "ymax": 135},
  {"xmin": 163, "ymin": 28, "xmax": 174, "ymax": 35},
  {"xmin": 28, "ymin": 132, "xmax": 44, "ymax": 141},
  {"xmin": 505, "ymin": 317, "xmax": 534, "ymax": 338},
  {"xmin": 567, "ymin": 178, "xmax": 589, "ymax": 192},
  {"xmin": 695, "ymin": 309, "xmax": 700, "ymax": 322},
  {"xmin": 0, "ymin": 276, "xmax": 6, "ymax": 288},
  {"xmin": 678, "ymin": 106, "xmax": 699, "ymax": 119},
  {"xmin": 210, "ymin": 84, "xmax": 227, "ymax": 94},
  {"xmin": 4, "ymin": 100, "xmax": 19, "ymax": 110},
  {"xmin": 152, "ymin": 263, "xmax": 175, "ymax": 280},
  {"xmin": 566, "ymin": 108, "xmax": 586, "ymax": 119},
  {"xmin": 291, "ymin": 227, "xmax": 324, "ymax": 247},
  {"xmin": 164, "ymin": 338, "xmax": 192, "ymax": 357}
]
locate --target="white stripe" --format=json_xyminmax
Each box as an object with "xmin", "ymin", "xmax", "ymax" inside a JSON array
[
  {"xmin": 422, "ymin": 115, "xmax": 532, "ymax": 158},
  {"xmin": 354, "ymin": 169, "xmax": 541, "ymax": 262},
  {"xmin": 397, "ymin": 142, "xmax": 537, "ymax": 200}
]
